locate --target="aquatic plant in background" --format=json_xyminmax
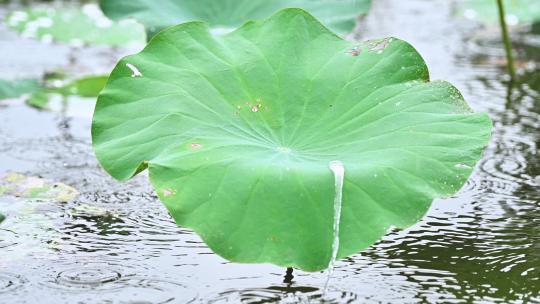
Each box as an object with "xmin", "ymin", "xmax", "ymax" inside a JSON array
[
  {"xmin": 4, "ymin": 3, "xmax": 145, "ymax": 46},
  {"xmin": 0, "ymin": 173, "xmax": 80, "ymax": 247},
  {"xmin": 496, "ymin": 0, "xmax": 516, "ymax": 80},
  {"xmin": 3, "ymin": 0, "xmax": 525, "ymax": 109},
  {"xmin": 0, "ymin": 78, "xmax": 41, "ymax": 100},
  {"xmin": 0, "ymin": 73, "xmax": 109, "ymax": 109},
  {"xmin": 462, "ymin": 0, "xmax": 540, "ymax": 82},
  {"xmin": 0, "ymin": 173, "xmax": 79, "ymax": 202},
  {"xmin": 463, "ymin": 0, "xmax": 540, "ymax": 26},
  {"xmin": 0, "ymin": 173, "xmax": 80, "ymax": 226},
  {"xmin": 92, "ymin": 9, "xmax": 492, "ymax": 271},
  {"xmin": 0, "ymin": 74, "xmax": 108, "ymax": 109},
  {"xmin": 27, "ymin": 75, "xmax": 108, "ymax": 109},
  {"xmin": 99, "ymin": 0, "xmax": 371, "ymax": 38}
]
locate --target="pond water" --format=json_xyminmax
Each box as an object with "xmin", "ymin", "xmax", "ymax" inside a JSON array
[{"xmin": 1, "ymin": 0, "xmax": 539, "ymax": 303}]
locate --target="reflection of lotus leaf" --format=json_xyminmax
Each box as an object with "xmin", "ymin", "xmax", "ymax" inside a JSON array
[
  {"xmin": 0, "ymin": 173, "xmax": 79, "ymax": 202},
  {"xmin": 92, "ymin": 9, "xmax": 492, "ymax": 271}
]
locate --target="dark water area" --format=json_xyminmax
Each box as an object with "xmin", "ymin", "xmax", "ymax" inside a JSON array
[{"xmin": 1, "ymin": 0, "xmax": 539, "ymax": 303}]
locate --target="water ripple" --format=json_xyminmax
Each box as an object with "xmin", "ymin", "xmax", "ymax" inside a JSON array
[
  {"xmin": 0, "ymin": 273, "xmax": 27, "ymax": 293},
  {"xmin": 55, "ymin": 267, "xmax": 122, "ymax": 290},
  {"xmin": 206, "ymin": 286, "xmax": 358, "ymax": 304},
  {"xmin": 0, "ymin": 228, "xmax": 19, "ymax": 249}
]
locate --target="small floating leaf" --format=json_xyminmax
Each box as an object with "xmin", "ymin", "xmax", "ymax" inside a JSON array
[
  {"xmin": 0, "ymin": 213, "xmax": 4, "ymax": 224},
  {"xmin": 100, "ymin": 0, "xmax": 371, "ymax": 38},
  {"xmin": 27, "ymin": 75, "xmax": 108, "ymax": 109},
  {"xmin": 0, "ymin": 74, "xmax": 107, "ymax": 108},
  {"xmin": 5, "ymin": 3, "xmax": 146, "ymax": 46},
  {"xmin": 27, "ymin": 90, "xmax": 49, "ymax": 108},
  {"xmin": 0, "ymin": 173, "xmax": 79, "ymax": 202},
  {"xmin": 0, "ymin": 78, "xmax": 40, "ymax": 100},
  {"xmin": 92, "ymin": 9, "xmax": 492, "ymax": 271},
  {"xmin": 54, "ymin": 75, "xmax": 108, "ymax": 98}
]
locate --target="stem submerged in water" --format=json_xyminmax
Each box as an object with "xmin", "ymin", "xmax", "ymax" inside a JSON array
[
  {"xmin": 496, "ymin": 0, "xmax": 516, "ymax": 82},
  {"xmin": 283, "ymin": 267, "xmax": 294, "ymax": 284}
]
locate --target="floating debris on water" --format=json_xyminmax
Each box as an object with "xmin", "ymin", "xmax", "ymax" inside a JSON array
[{"xmin": 0, "ymin": 173, "xmax": 79, "ymax": 202}]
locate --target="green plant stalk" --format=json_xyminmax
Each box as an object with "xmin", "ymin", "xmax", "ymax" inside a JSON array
[
  {"xmin": 283, "ymin": 268, "xmax": 294, "ymax": 284},
  {"xmin": 496, "ymin": 0, "xmax": 516, "ymax": 81}
]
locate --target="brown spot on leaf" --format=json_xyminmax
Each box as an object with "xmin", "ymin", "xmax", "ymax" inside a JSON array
[
  {"xmin": 347, "ymin": 46, "xmax": 362, "ymax": 56},
  {"xmin": 163, "ymin": 188, "xmax": 175, "ymax": 197},
  {"xmin": 366, "ymin": 38, "xmax": 393, "ymax": 53},
  {"xmin": 240, "ymin": 99, "xmax": 264, "ymax": 113}
]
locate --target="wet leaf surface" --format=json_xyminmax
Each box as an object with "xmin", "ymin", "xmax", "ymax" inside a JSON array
[{"xmin": 92, "ymin": 9, "xmax": 492, "ymax": 271}]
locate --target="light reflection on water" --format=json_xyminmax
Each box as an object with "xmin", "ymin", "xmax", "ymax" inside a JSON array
[{"xmin": 1, "ymin": 0, "xmax": 540, "ymax": 303}]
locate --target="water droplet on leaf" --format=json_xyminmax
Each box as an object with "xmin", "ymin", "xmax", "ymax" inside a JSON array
[
  {"xmin": 276, "ymin": 146, "xmax": 291, "ymax": 153},
  {"xmin": 190, "ymin": 143, "xmax": 202, "ymax": 150},
  {"xmin": 455, "ymin": 163, "xmax": 472, "ymax": 169},
  {"xmin": 162, "ymin": 188, "xmax": 175, "ymax": 197},
  {"xmin": 126, "ymin": 63, "xmax": 143, "ymax": 77}
]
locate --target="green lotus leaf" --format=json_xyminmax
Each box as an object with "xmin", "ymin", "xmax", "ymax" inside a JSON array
[
  {"xmin": 54, "ymin": 75, "xmax": 109, "ymax": 98},
  {"xmin": 0, "ymin": 75, "xmax": 107, "ymax": 107},
  {"xmin": 100, "ymin": 0, "xmax": 371, "ymax": 38},
  {"xmin": 0, "ymin": 78, "xmax": 40, "ymax": 100},
  {"xmin": 5, "ymin": 4, "xmax": 145, "ymax": 46},
  {"xmin": 92, "ymin": 9, "xmax": 492, "ymax": 271},
  {"xmin": 0, "ymin": 213, "xmax": 4, "ymax": 224},
  {"xmin": 462, "ymin": 0, "xmax": 540, "ymax": 25}
]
